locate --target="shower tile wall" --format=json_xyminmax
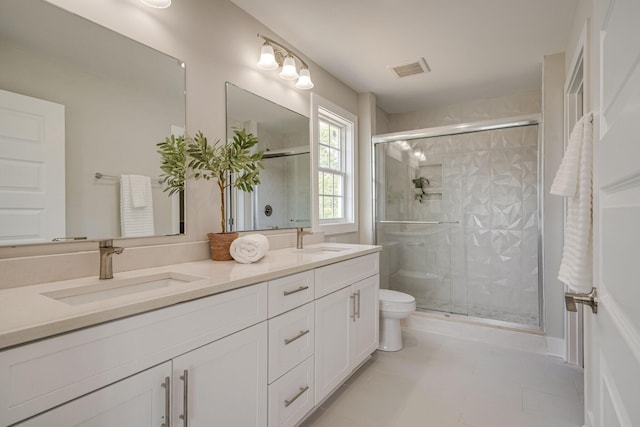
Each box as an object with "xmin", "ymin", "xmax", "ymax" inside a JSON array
[{"xmin": 380, "ymin": 125, "xmax": 539, "ymax": 326}]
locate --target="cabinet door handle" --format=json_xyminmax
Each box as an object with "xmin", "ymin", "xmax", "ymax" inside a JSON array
[
  {"xmin": 179, "ymin": 370, "xmax": 189, "ymax": 426},
  {"xmin": 284, "ymin": 385, "xmax": 309, "ymax": 408},
  {"xmin": 284, "ymin": 329, "xmax": 310, "ymax": 345},
  {"xmin": 356, "ymin": 290, "xmax": 361, "ymax": 319},
  {"xmin": 161, "ymin": 376, "xmax": 171, "ymax": 427},
  {"xmin": 283, "ymin": 285, "xmax": 309, "ymax": 296},
  {"xmin": 350, "ymin": 293, "xmax": 357, "ymax": 322}
]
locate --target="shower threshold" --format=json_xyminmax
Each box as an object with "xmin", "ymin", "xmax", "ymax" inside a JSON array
[{"xmin": 414, "ymin": 308, "xmax": 544, "ymax": 335}]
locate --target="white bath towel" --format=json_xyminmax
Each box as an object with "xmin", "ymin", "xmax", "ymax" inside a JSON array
[
  {"xmin": 120, "ymin": 174, "xmax": 155, "ymax": 237},
  {"xmin": 129, "ymin": 174, "xmax": 151, "ymax": 208},
  {"xmin": 230, "ymin": 234, "xmax": 270, "ymax": 264},
  {"xmin": 550, "ymin": 112, "xmax": 593, "ymax": 293}
]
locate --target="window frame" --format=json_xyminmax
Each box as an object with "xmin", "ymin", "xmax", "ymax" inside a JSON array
[{"xmin": 311, "ymin": 94, "xmax": 358, "ymax": 235}]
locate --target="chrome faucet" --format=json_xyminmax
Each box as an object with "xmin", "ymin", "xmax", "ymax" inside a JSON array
[
  {"xmin": 296, "ymin": 227, "xmax": 312, "ymax": 249},
  {"xmin": 99, "ymin": 240, "xmax": 124, "ymax": 279}
]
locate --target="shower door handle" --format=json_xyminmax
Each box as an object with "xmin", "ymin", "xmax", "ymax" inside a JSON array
[{"xmin": 565, "ymin": 287, "xmax": 598, "ymax": 314}]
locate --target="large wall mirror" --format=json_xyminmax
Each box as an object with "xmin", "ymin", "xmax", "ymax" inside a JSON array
[
  {"xmin": 0, "ymin": 0, "xmax": 186, "ymax": 247},
  {"xmin": 226, "ymin": 83, "xmax": 310, "ymax": 231}
]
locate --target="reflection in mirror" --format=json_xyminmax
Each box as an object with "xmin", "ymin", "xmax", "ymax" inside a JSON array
[
  {"xmin": 226, "ymin": 83, "xmax": 311, "ymax": 231},
  {"xmin": 0, "ymin": 0, "xmax": 186, "ymax": 246}
]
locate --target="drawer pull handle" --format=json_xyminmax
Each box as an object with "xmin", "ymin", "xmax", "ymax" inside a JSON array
[
  {"xmin": 356, "ymin": 290, "xmax": 361, "ymax": 319},
  {"xmin": 284, "ymin": 385, "xmax": 309, "ymax": 407},
  {"xmin": 284, "ymin": 329, "xmax": 310, "ymax": 345},
  {"xmin": 180, "ymin": 369, "xmax": 189, "ymax": 426},
  {"xmin": 283, "ymin": 286, "xmax": 309, "ymax": 296},
  {"xmin": 161, "ymin": 376, "xmax": 171, "ymax": 427}
]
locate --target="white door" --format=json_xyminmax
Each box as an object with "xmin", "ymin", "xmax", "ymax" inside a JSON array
[
  {"xmin": 0, "ymin": 89, "xmax": 65, "ymax": 244},
  {"xmin": 172, "ymin": 322, "xmax": 268, "ymax": 427},
  {"xmin": 16, "ymin": 362, "xmax": 171, "ymax": 427},
  {"xmin": 586, "ymin": 0, "xmax": 640, "ymax": 425}
]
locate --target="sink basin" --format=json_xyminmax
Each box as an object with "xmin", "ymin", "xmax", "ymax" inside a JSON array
[
  {"xmin": 42, "ymin": 272, "xmax": 206, "ymax": 306},
  {"xmin": 294, "ymin": 246, "xmax": 350, "ymax": 255}
]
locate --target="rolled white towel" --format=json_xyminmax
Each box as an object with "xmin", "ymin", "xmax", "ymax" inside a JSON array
[{"xmin": 230, "ymin": 234, "xmax": 270, "ymax": 264}]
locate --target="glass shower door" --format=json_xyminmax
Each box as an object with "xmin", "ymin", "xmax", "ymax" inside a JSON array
[{"xmin": 377, "ymin": 221, "xmax": 464, "ymax": 315}]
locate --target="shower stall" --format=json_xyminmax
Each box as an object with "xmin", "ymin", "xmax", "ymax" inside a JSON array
[{"xmin": 373, "ymin": 116, "xmax": 542, "ymax": 329}]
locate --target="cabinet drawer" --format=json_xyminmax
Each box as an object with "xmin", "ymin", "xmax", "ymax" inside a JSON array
[
  {"xmin": 268, "ymin": 270, "xmax": 314, "ymax": 317},
  {"xmin": 268, "ymin": 356, "xmax": 314, "ymax": 427},
  {"xmin": 268, "ymin": 302, "xmax": 314, "ymax": 383},
  {"xmin": 315, "ymin": 253, "xmax": 379, "ymax": 298},
  {"xmin": 0, "ymin": 283, "xmax": 267, "ymax": 426}
]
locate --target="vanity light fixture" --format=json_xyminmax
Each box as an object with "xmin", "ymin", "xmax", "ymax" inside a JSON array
[
  {"xmin": 257, "ymin": 34, "xmax": 314, "ymax": 90},
  {"xmin": 140, "ymin": 0, "xmax": 171, "ymax": 8}
]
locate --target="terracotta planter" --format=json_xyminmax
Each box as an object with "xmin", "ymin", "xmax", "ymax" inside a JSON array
[{"xmin": 208, "ymin": 232, "xmax": 238, "ymax": 261}]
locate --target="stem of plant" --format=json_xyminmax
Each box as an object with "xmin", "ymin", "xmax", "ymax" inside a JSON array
[{"xmin": 218, "ymin": 179, "xmax": 225, "ymax": 233}]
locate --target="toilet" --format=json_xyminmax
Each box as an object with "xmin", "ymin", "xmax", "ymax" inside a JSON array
[{"xmin": 378, "ymin": 289, "xmax": 416, "ymax": 351}]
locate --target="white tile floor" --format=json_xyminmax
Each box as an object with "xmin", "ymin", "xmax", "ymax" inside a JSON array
[{"xmin": 301, "ymin": 327, "xmax": 584, "ymax": 427}]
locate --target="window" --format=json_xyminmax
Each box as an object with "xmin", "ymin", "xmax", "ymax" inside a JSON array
[
  {"xmin": 311, "ymin": 94, "xmax": 357, "ymax": 235},
  {"xmin": 318, "ymin": 117, "xmax": 345, "ymax": 220}
]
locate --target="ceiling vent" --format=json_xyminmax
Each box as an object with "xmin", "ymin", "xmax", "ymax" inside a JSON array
[{"xmin": 389, "ymin": 57, "xmax": 430, "ymax": 78}]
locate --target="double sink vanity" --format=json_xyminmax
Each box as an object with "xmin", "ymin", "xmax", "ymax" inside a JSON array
[{"xmin": 0, "ymin": 243, "xmax": 381, "ymax": 426}]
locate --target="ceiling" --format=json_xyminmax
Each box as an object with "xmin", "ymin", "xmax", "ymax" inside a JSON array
[{"xmin": 230, "ymin": 0, "xmax": 580, "ymax": 114}]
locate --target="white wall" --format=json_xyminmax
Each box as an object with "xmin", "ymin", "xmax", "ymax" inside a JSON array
[{"xmin": 0, "ymin": 0, "xmax": 359, "ymax": 288}]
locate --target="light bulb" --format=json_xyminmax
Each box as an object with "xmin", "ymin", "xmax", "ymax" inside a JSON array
[
  {"xmin": 279, "ymin": 56, "xmax": 299, "ymax": 80},
  {"xmin": 257, "ymin": 43, "xmax": 278, "ymax": 70},
  {"xmin": 140, "ymin": 0, "xmax": 171, "ymax": 8},
  {"xmin": 296, "ymin": 67, "xmax": 314, "ymax": 89}
]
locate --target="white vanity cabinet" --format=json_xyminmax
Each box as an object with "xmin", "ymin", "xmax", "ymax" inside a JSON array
[
  {"xmin": 0, "ymin": 248, "xmax": 380, "ymax": 427},
  {"xmin": 314, "ymin": 254, "xmax": 379, "ymax": 404},
  {"xmin": 0, "ymin": 283, "xmax": 268, "ymax": 426}
]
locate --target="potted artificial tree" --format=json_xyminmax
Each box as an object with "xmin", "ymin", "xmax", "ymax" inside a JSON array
[
  {"xmin": 187, "ymin": 128, "xmax": 264, "ymax": 260},
  {"xmin": 157, "ymin": 134, "xmax": 188, "ymax": 196},
  {"xmin": 157, "ymin": 128, "xmax": 263, "ymax": 260}
]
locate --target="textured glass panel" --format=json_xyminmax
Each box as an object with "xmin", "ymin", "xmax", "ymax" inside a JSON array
[
  {"xmin": 333, "ymin": 196, "xmax": 343, "ymax": 219},
  {"xmin": 375, "ymin": 125, "xmax": 540, "ymax": 327},
  {"xmin": 322, "ymin": 172, "xmax": 335, "ymax": 195},
  {"xmin": 319, "ymin": 145, "xmax": 330, "ymax": 168},
  {"xmin": 329, "ymin": 124, "xmax": 341, "ymax": 148},
  {"xmin": 329, "ymin": 147, "xmax": 341, "ymax": 171},
  {"xmin": 333, "ymin": 174, "xmax": 343, "ymax": 196},
  {"xmin": 319, "ymin": 121, "xmax": 330, "ymax": 145}
]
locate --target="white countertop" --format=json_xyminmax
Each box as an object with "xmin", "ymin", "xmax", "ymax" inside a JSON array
[{"xmin": 0, "ymin": 243, "xmax": 381, "ymax": 350}]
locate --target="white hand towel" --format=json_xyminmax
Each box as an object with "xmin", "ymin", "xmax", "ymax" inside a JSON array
[
  {"xmin": 230, "ymin": 234, "xmax": 270, "ymax": 264},
  {"xmin": 550, "ymin": 112, "xmax": 593, "ymax": 293},
  {"xmin": 120, "ymin": 175, "xmax": 155, "ymax": 237},
  {"xmin": 129, "ymin": 174, "xmax": 151, "ymax": 208}
]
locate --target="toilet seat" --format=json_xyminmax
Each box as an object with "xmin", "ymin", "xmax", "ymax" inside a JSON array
[{"xmin": 379, "ymin": 289, "xmax": 416, "ymax": 312}]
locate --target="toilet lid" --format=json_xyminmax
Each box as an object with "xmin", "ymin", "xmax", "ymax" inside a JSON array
[{"xmin": 379, "ymin": 289, "xmax": 415, "ymax": 303}]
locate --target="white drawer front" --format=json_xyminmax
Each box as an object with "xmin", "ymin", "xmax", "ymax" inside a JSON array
[
  {"xmin": 268, "ymin": 356, "xmax": 314, "ymax": 427},
  {"xmin": 268, "ymin": 270, "xmax": 314, "ymax": 318},
  {"xmin": 0, "ymin": 283, "xmax": 267, "ymax": 426},
  {"xmin": 315, "ymin": 253, "xmax": 379, "ymax": 298},
  {"xmin": 268, "ymin": 302, "xmax": 314, "ymax": 384}
]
